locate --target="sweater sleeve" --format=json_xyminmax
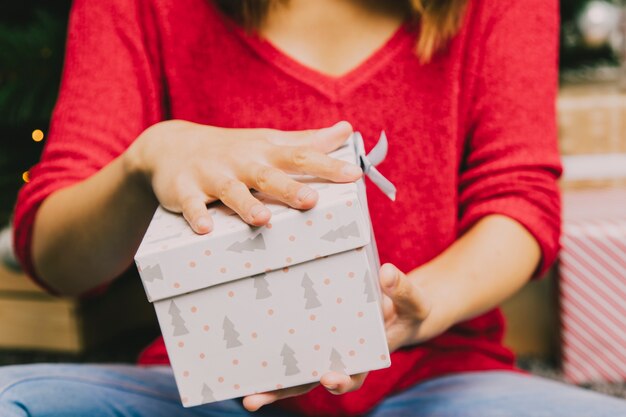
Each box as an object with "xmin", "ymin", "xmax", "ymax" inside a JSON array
[
  {"xmin": 458, "ymin": 0, "xmax": 562, "ymax": 277},
  {"xmin": 12, "ymin": 0, "xmax": 163, "ymax": 292}
]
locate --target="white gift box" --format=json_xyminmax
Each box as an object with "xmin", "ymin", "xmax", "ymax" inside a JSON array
[{"xmin": 134, "ymin": 134, "xmax": 392, "ymax": 407}]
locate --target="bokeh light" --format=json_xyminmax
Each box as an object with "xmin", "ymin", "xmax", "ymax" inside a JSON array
[{"xmin": 31, "ymin": 129, "xmax": 44, "ymax": 142}]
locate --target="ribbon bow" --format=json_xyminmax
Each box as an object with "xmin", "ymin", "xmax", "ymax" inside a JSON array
[{"xmin": 352, "ymin": 131, "xmax": 397, "ymax": 201}]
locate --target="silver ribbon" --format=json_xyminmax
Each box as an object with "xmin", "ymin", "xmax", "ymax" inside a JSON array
[{"xmin": 353, "ymin": 131, "xmax": 397, "ymax": 201}]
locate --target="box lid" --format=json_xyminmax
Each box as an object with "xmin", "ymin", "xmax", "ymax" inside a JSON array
[
  {"xmin": 135, "ymin": 138, "xmax": 372, "ymax": 302},
  {"xmin": 562, "ymin": 187, "xmax": 626, "ymax": 239}
]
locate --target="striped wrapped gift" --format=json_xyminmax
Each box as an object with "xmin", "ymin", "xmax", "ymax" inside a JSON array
[{"xmin": 559, "ymin": 188, "xmax": 626, "ymax": 384}]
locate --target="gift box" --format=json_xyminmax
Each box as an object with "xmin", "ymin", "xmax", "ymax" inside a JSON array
[
  {"xmin": 134, "ymin": 133, "xmax": 393, "ymax": 407},
  {"xmin": 558, "ymin": 187, "xmax": 626, "ymax": 384}
]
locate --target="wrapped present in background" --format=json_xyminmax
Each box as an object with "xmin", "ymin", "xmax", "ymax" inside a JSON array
[
  {"xmin": 558, "ymin": 187, "xmax": 626, "ymax": 383},
  {"xmin": 134, "ymin": 133, "xmax": 394, "ymax": 407}
]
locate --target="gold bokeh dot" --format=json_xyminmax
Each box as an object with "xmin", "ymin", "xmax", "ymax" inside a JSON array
[
  {"xmin": 32, "ymin": 129, "xmax": 44, "ymax": 142},
  {"xmin": 22, "ymin": 171, "xmax": 30, "ymax": 183}
]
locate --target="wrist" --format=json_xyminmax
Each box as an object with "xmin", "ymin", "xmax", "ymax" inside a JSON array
[{"xmin": 409, "ymin": 263, "xmax": 463, "ymax": 332}]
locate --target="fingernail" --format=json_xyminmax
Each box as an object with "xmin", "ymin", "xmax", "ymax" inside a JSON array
[
  {"xmin": 323, "ymin": 384, "xmax": 338, "ymax": 391},
  {"xmin": 324, "ymin": 121, "xmax": 350, "ymax": 132},
  {"xmin": 383, "ymin": 269, "xmax": 397, "ymax": 289},
  {"xmin": 296, "ymin": 187, "xmax": 315, "ymax": 203},
  {"xmin": 196, "ymin": 217, "xmax": 210, "ymax": 231},
  {"xmin": 250, "ymin": 204, "xmax": 269, "ymax": 221},
  {"xmin": 342, "ymin": 164, "xmax": 362, "ymax": 177}
]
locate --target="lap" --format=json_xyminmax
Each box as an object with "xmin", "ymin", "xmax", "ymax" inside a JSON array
[
  {"xmin": 2, "ymin": 364, "xmax": 625, "ymax": 417},
  {"xmin": 0, "ymin": 363, "xmax": 292, "ymax": 417},
  {"xmin": 369, "ymin": 370, "xmax": 626, "ymax": 417}
]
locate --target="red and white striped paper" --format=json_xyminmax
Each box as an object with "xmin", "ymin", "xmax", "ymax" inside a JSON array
[{"xmin": 559, "ymin": 188, "xmax": 626, "ymax": 384}]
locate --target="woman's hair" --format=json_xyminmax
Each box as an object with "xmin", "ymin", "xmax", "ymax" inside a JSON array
[{"xmin": 213, "ymin": 0, "xmax": 468, "ymax": 62}]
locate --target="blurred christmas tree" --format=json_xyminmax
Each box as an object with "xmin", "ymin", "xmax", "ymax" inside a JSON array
[
  {"xmin": 560, "ymin": 0, "xmax": 625, "ymax": 82},
  {"xmin": 0, "ymin": 1, "xmax": 70, "ymax": 224}
]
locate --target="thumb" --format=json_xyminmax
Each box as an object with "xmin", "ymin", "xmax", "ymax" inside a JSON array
[
  {"xmin": 269, "ymin": 121, "xmax": 353, "ymax": 153},
  {"xmin": 379, "ymin": 263, "xmax": 430, "ymax": 321}
]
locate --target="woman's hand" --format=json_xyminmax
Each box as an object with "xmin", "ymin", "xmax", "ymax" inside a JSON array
[
  {"xmin": 124, "ymin": 120, "xmax": 361, "ymax": 233},
  {"xmin": 242, "ymin": 371, "xmax": 368, "ymax": 412},
  {"xmin": 379, "ymin": 263, "xmax": 455, "ymax": 352}
]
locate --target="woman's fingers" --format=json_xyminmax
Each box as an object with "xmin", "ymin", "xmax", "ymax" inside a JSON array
[
  {"xmin": 320, "ymin": 371, "xmax": 368, "ymax": 395},
  {"xmin": 172, "ymin": 122, "xmax": 362, "ymax": 233},
  {"xmin": 379, "ymin": 263, "xmax": 431, "ymax": 321},
  {"xmin": 207, "ymin": 176, "xmax": 271, "ymax": 226},
  {"xmin": 242, "ymin": 370, "xmax": 368, "ymax": 411},
  {"xmin": 381, "ymin": 293, "xmax": 395, "ymax": 322},
  {"xmin": 180, "ymin": 193, "xmax": 213, "ymax": 234},
  {"xmin": 245, "ymin": 164, "xmax": 319, "ymax": 209},
  {"xmin": 242, "ymin": 383, "xmax": 317, "ymax": 412},
  {"xmin": 267, "ymin": 121, "xmax": 353, "ymax": 154},
  {"xmin": 265, "ymin": 121, "xmax": 362, "ymax": 181},
  {"xmin": 271, "ymin": 145, "xmax": 362, "ymax": 182}
]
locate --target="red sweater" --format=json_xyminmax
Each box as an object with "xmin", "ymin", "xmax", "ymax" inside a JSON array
[{"xmin": 13, "ymin": 0, "xmax": 561, "ymax": 415}]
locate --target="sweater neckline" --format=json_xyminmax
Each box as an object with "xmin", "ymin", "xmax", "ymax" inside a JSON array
[{"xmin": 228, "ymin": 20, "xmax": 416, "ymax": 103}]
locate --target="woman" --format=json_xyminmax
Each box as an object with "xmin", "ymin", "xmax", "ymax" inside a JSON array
[{"xmin": 4, "ymin": 0, "xmax": 626, "ymax": 416}]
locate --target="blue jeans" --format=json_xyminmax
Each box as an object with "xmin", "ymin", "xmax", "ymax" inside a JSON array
[{"xmin": 1, "ymin": 364, "xmax": 625, "ymax": 416}]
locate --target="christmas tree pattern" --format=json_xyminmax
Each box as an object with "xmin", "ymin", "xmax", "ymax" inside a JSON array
[
  {"xmin": 146, "ymin": 232, "xmax": 182, "ymax": 245},
  {"xmin": 329, "ymin": 348, "xmax": 346, "ymax": 373},
  {"xmin": 301, "ymin": 273, "xmax": 322, "ymax": 309},
  {"xmin": 141, "ymin": 264, "xmax": 163, "ymax": 282},
  {"xmin": 253, "ymin": 273, "xmax": 272, "ymax": 299},
  {"xmin": 321, "ymin": 221, "xmax": 360, "ymax": 242},
  {"xmin": 281, "ymin": 343, "xmax": 300, "ymax": 376},
  {"xmin": 227, "ymin": 233, "xmax": 266, "ymax": 253},
  {"xmin": 168, "ymin": 300, "xmax": 189, "ymax": 336},
  {"xmin": 201, "ymin": 383, "xmax": 215, "ymax": 402},
  {"xmin": 363, "ymin": 271, "xmax": 376, "ymax": 303},
  {"xmin": 222, "ymin": 316, "xmax": 242, "ymax": 348}
]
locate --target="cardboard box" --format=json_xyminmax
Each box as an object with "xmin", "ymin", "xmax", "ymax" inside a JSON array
[
  {"xmin": 558, "ymin": 187, "xmax": 626, "ymax": 383},
  {"xmin": 558, "ymin": 83, "xmax": 626, "ymax": 156},
  {"xmin": 500, "ymin": 269, "xmax": 558, "ymax": 360},
  {"xmin": 135, "ymin": 135, "xmax": 392, "ymax": 407},
  {"xmin": 0, "ymin": 264, "xmax": 156, "ymax": 353}
]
